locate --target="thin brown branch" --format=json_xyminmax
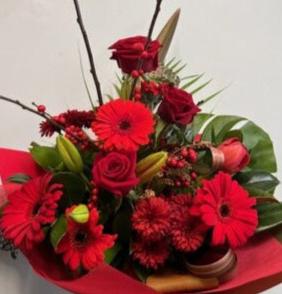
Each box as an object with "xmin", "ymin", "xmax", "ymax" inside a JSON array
[
  {"xmin": 73, "ymin": 0, "xmax": 103, "ymax": 106},
  {"xmin": 130, "ymin": 0, "xmax": 163, "ymax": 98}
]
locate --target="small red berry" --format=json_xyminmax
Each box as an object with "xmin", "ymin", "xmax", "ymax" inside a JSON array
[
  {"xmin": 135, "ymin": 93, "xmax": 142, "ymax": 101},
  {"xmin": 177, "ymin": 160, "xmax": 185, "ymax": 169},
  {"xmin": 188, "ymin": 148, "xmax": 198, "ymax": 163},
  {"xmin": 131, "ymin": 70, "xmax": 140, "ymax": 78},
  {"xmin": 194, "ymin": 134, "xmax": 202, "ymax": 143},
  {"xmin": 37, "ymin": 105, "xmax": 46, "ymax": 113},
  {"xmin": 181, "ymin": 147, "xmax": 189, "ymax": 158},
  {"xmin": 139, "ymin": 69, "xmax": 144, "ymax": 75},
  {"xmin": 191, "ymin": 172, "xmax": 197, "ymax": 180}
]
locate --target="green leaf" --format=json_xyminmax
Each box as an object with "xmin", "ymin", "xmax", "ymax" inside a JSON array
[
  {"xmin": 8, "ymin": 173, "xmax": 31, "ymax": 184},
  {"xmin": 190, "ymin": 79, "xmax": 212, "ymax": 95},
  {"xmin": 50, "ymin": 215, "xmax": 67, "ymax": 248},
  {"xmin": 223, "ymin": 130, "xmax": 243, "ymax": 141},
  {"xmin": 105, "ymin": 242, "xmax": 122, "ymax": 265},
  {"xmin": 30, "ymin": 145, "xmax": 62, "ymax": 170},
  {"xmin": 241, "ymin": 122, "xmax": 277, "ymax": 172},
  {"xmin": 113, "ymin": 199, "xmax": 133, "ymax": 243},
  {"xmin": 133, "ymin": 262, "xmax": 152, "ymax": 282},
  {"xmin": 182, "ymin": 73, "xmax": 205, "ymax": 90},
  {"xmin": 257, "ymin": 202, "xmax": 282, "ymax": 233},
  {"xmin": 198, "ymin": 87, "xmax": 226, "ymax": 106},
  {"xmin": 191, "ymin": 113, "xmax": 214, "ymax": 137},
  {"xmin": 202, "ymin": 115, "xmax": 245, "ymax": 144},
  {"xmin": 52, "ymin": 172, "xmax": 86, "ymax": 206},
  {"xmin": 234, "ymin": 171, "xmax": 280, "ymax": 196}
]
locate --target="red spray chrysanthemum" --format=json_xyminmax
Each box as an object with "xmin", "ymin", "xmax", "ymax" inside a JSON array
[
  {"xmin": 91, "ymin": 99, "xmax": 154, "ymax": 151},
  {"xmin": 56, "ymin": 208, "xmax": 116, "ymax": 272},
  {"xmin": 40, "ymin": 110, "xmax": 95, "ymax": 137},
  {"xmin": 0, "ymin": 174, "xmax": 63, "ymax": 250},
  {"xmin": 132, "ymin": 239, "xmax": 169, "ymax": 270},
  {"xmin": 169, "ymin": 195, "xmax": 207, "ymax": 252},
  {"xmin": 132, "ymin": 197, "xmax": 171, "ymax": 242},
  {"xmin": 192, "ymin": 172, "xmax": 258, "ymax": 248}
]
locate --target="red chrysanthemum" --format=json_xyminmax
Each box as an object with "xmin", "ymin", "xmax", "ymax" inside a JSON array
[
  {"xmin": 192, "ymin": 172, "xmax": 258, "ymax": 248},
  {"xmin": 91, "ymin": 99, "xmax": 154, "ymax": 151},
  {"xmin": 132, "ymin": 239, "xmax": 169, "ymax": 270},
  {"xmin": 56, "ymin": 208, "xmax": 116, "ymax": 271},
  {"xmin": 169, "ymin": 195, "xmax": 207, "ymax": 252},
  {"xmin": 132, "ymin": 197, "xmax": 171, "ymax": 241},
  {"xmin": 0, "ymin": 174, "xmax": 63, "ymax": 250},
  {"xmin": 40, "ymin": 110, "xmax": 95, "ymax": 137}
]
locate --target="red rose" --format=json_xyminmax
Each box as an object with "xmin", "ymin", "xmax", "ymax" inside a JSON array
[
  {"xmin": 158, "ymin": 84, "xmax": 200, "ymax": 125},
  {"xmin": 92, "ymin": 152, "xmax": 139, "ymax": 197},
  {"xmin": 219, "ymin": 138, "xmax": 250, "ymax": 173},
  {"xmin": 109, "ymin": 36, "xmax": 161, "ymax": 74}
]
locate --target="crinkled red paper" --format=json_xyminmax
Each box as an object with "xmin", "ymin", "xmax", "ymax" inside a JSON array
[{"xmin": 0, "ymin": 148, "xmax": 282, "ymax": 294}]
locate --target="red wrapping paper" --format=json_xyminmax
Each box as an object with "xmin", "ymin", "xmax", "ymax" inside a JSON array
[{"xmin": 0, "ymin": 147, "xmax": 282, "ymax": 294}]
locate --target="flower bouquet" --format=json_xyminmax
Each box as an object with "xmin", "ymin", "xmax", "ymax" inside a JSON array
[{"xmin": 1, "ymin": 1, "xmax": 282, "ymax": 294}]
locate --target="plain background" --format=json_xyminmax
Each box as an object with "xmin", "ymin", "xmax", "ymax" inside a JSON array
[{"xmin": 0, "ymin": 0, "xmax": 281, "ymax": 293}]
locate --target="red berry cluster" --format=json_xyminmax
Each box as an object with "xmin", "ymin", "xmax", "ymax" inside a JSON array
[
  {"xmin": 88, "ymin": 181, "xmax": 99, "ymax": 210},
  {"xmin": 164, "ymin": 147, "xmax": 198, "ymax": 188},
  {"xmin": 134, "ymin": 81, "xmax": 160, "ymax": 101},
  {"xmin": 65, "ymin": 125, "xmax": 90, "ymax": 150}
]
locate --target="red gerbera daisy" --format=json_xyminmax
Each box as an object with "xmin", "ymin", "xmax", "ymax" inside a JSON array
[
  {"xmin": 91, "ymin": 99, "xmax": 154, "ymax": 151},
  {"xmin": 132, "ymin": 197, "xmax": 171, "ymax": 242},
  {"xmin": 169, "ymin": 195, "xmax": 207, "ymax": 252},
  {"xmin": 192, "ymin": 172, "xmax": 258, "ymax": 248},
  {"xmin": 0, "ymin": 174, "xmax": 63, "ymax": 250},
  {"xmin": 132, "ymin": 239, "xmax": 169, "ymax": 270},
  {"xmin": 56, "ymin": 208, "xmax": 116, "ymax": 271}
]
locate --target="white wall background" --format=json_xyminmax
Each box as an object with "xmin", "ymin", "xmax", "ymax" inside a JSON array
[{"xmin": 0, "ymin": 0, "xmax": 281, "ymax": 293}]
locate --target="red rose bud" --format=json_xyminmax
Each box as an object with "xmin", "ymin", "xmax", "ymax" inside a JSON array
[
  {"xmin": 158, "ymin": 84, "xmax": 200, "ymax": 125},
  {"xmin": 218, "ymin": 138, "xmax": 250, "ymax": 173},
  {"xmin": 109, "ymin": 36, "xmax": 160, "ymax": 74}
]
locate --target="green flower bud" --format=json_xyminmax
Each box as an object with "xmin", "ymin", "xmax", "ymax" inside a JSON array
[
  {"xmin": 56, "ymin": 136, "xmax": 83, "ymax": 173},
  {"xmin": 68, "ymin": 204, "xmax": 90, "ymax": 224},
  {"xmin": 137, "ymin": 151, "xmax": 168, "ymax": 184}
]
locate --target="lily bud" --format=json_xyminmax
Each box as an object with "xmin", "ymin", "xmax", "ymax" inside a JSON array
[
  {"xmin": 218, "ymin": 138, "xmax": 250, "ymax": 173},
  {"xmin": 67, "ymin": 204, "xmax": 90, "ymax": 224},
  {"xmin": 137, "ymin": 151, "xmax": 168, "ymax": 184},
  {"xmin": 56, "ymin": 136, "xmax": 83, "ymax": 173}
]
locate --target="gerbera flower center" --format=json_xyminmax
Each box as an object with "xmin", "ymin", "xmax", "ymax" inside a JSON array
[
  {"xmin": 118, "ymin": 119, "xmax": 131, "ymax": 131},
  {"xmin": 74, "ymin": 230, "xmax": 88, "ymax": 245},
  {"xmin": 219, "ymin": 204, "xmax": 231, "ymax": 218}
]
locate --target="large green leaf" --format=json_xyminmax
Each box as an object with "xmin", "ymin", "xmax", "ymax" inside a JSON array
[
  {"xmin": 192, "ymin": 114, "xmax": 277, "ymax": 173},
  {"xmin": 50, "ymin": 215, "xmax": 67, "ymax": 248},
  {"xmin": 52, "ymin": 172, "xmax": 86, "ymax": 206},
  {"xmin": 234, "ymin": 171, "xmax": 280, "ymax": 196},
  {"xmin": 257, "ymin": 202, "xmax": 282, "ymax": 233},
  {"xmin": 191, "ymin": 113, "xmax": 213, "ymax": 137},
  {"xmin": 105, "ymin": 242, "xmax": 122, "ymax": 265},
  {"xmin": 30, "ymin": 145, "xmax": 62, "ymax": 170}
]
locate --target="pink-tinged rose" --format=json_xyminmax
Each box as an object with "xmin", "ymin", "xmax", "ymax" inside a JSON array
[
  {"xmin": 92, "ymin": 152, "xmax": 139, "ymax": 197},
  {"xmin": 158, "ymin": 84, "xmax": 200, "ymax": 125},
  {"xmin": 219, "ymin": 138, "xmax": 250, "ymax": 173},
  {"xmin": 109, "ymin": 36, "xmax": 160, "ymax": 74}
]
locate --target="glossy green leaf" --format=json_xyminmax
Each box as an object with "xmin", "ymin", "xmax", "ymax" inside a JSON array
[
  {"xmin": 191, "ymin": 113, "xmax": 213, "ymax": 137},
  {"xmin": 50, "ymin": 215, "xmax": 67, "ymax": 248},
  {"xmin": 234, "ymin": 171, "xmax": 280, "ymax": 196},
  {"xmin": 52, "ymin": 172, "xmax": 86, "ymax": 206},
  {"xmin": 257, "ymin": 202, "xmax": 282, "ymax": 233},
  {"xmin": 105, "ymin": 242, "xmax": 122, "ymax": 265},
  {"xmin": 30, "ymin": 145, "xmax": 62, "ymax": 170}
]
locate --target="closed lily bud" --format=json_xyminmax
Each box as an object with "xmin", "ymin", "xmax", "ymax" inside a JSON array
[
  {"xmin": 218, "ymin": 138, "xmax": 250, "ymax": 173},
  {"xmin": 56, "ymin": 135, "xmax": 83, "ymax": 173},
  {"xmin": 67, "ymin": 204, "xmax": 90, "ymax": 224},
  {"xmin": 137, "ymin": 151, "xmax": 168, "ymax": 184}
]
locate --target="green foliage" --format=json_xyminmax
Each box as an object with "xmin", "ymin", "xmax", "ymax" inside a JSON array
[
  {"xmin": 50, "ymin": 215, "xmax": 67, "ymax": 248},
  {"xmin": 105, "ymin": 242, "xmax": 122, "ymax": 265},
  {"xmin": 8, "ymin": 173, "xmax": 31, "ymax": 184},
  {"xmin": 52, "ymin": 172, "xmax": 87, "ymax": 206},
  {"xmin": 30, "ymin": 145, "xmax": 62, "ymax": 170},
  {"xmin": 257, "ymin": 202, "xmax": 282, "ymax": 233},
  {"xmin": 193, "ymin": 113, "xmax": 277, "ymax": 174},
  {"xmin": 234, "ymin": 171, "xmax": 280, "ymax": 197}
]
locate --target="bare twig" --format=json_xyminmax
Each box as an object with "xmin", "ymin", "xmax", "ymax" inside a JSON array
[
  {"xmin": 130, "ymin": 0, "xmax": 163, "ymax": 98},
  {"xmin": 0, "ymin": 95, "xmax": 64, "ymax": 132},
  {"xmin": 72, "ymin": 0, "xmax": 103, "ymax": 106}
]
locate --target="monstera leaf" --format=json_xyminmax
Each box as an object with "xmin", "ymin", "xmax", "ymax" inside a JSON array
[{"xmin": 192, "ymin": 113, "xmax": 277, "ymax": 173}]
